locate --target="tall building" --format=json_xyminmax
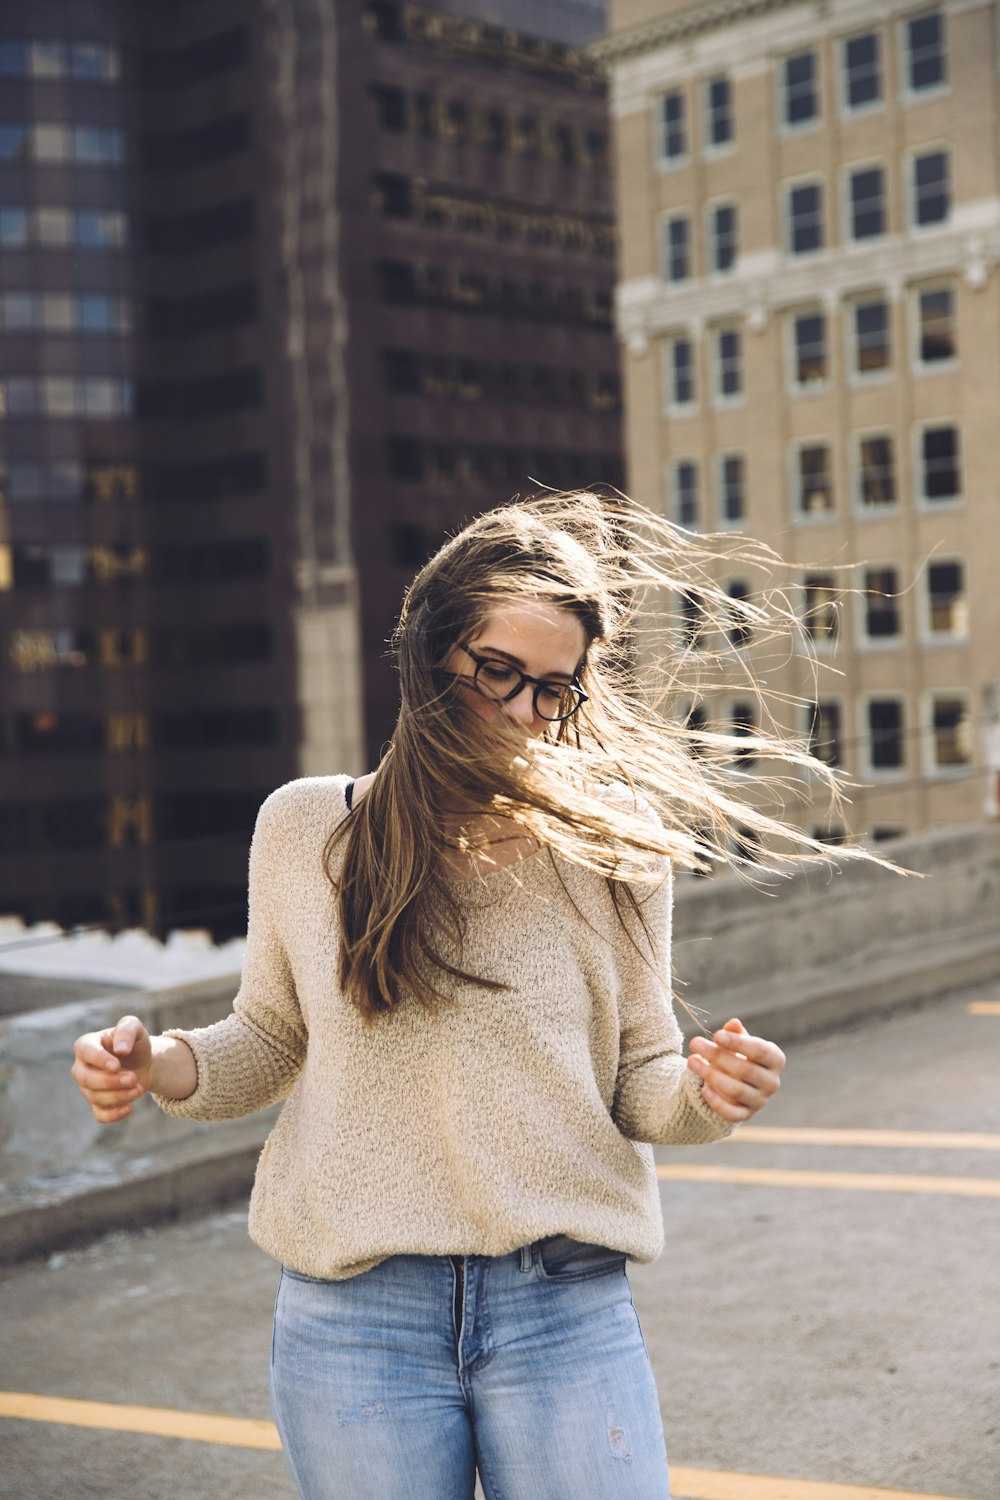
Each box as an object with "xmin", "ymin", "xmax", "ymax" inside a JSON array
[
  {"xmin": 597, "ymin": 0, "xmax": 1000, "ymax": 843},
  {"xmin": 0, "ymin": 0, "xmax": 621, "ymax": 935}
]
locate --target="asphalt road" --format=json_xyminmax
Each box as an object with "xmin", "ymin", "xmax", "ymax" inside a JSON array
[{"xmin": 1, "ymin": 986, "xmax": 998, "ymax": 1500}]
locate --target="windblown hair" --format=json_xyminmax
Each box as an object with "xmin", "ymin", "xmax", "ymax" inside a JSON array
[{"xmin": 326, "ymin": 489, "xmax": 881, "ymax": 1026}]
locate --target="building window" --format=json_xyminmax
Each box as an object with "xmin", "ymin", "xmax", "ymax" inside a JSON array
[
  {"xmin": 848, "ymin": 165, "xmax": 886, "ymax": 240},
  {"xmin": 862, "ymin": 566, "xmax": 901, "ymax": 639},
  {"xmin": 729, "ymin": 702, "xmax": 757, "ymax": 762},
  {"xmin": 659, "ymin": 90, "xmax": 686, "ymax": 162},
  {"xmin": 911, "ymin": 150, "xmax": 950, "ymax": 227},
  {"xmin": 802, "ymin": 574, "xmax": 839, "ymax": 644},
  {"xmin": 843, "ymin": 32, "xmax": 882, "ymax": 111},
  {"xmin": 714, "ymin": 327, "xmax": 742, "ymax": 400},
  {"xmin": 868, "ymin": 699, "xmax": 905, "ymax": 770},
  {"xmin": 726, "ymin": 581, "xmax": 752, "ymax": 646},
  {"xmin": 905, "ymin": 10, "xmax": 946, "ymax": 94},
  {"xmin": 857, "ymin": 435, "xmax": 896, "ymax": 509},
  {"xmin": 786, "ymin": 182, "xmax": 824, "ymax": 255},
  {"xmin": 791, "ymin": 311, "xmax": 827, "ymax": 389},
  {"xmin": 808, "ymin": 701, "xmax": 842, "ymax": 766},
  {"xmin": 665, "ymin": 336, "xmax": 696, "ymax": 409},
  {"xmin": 679, "ymin": 591, "xmax": 705, "ymax": 647},
  {"xmin": 719, "ymin": 454, "xmax": 745, "ymax": 524},
  {"xmin": 915, "ymin": 284, "xmax": 956, "ymax": 365},
  {"xmin": 672, "ymin": 461, "xmax": 699, "ymax": 527},
  {"xmin": 930, "ymin": 695, "xmax": 971, "ymax": 768},
  {"xmin": 705, "ymin": 75, "xmax": 733, "ymax": 148},
  {"xmin": 919, "ymin": 424, "xmax": 961, "ymax": 502},
  {"xmin": 663, "ymin": 215, "xmax": 691, "ymax": 282},
  {"xmin": 782, "ymin": 50, "xmax": 819, "ymax": 128},
  {"xmin": 926, "ymin": 560, "xmax": 966, "ymax": 637},
  {"xmin": 851, "ymin": 297, "xmax": 891, "ymax": 377},
  {"xmin": 795, "ymin": 445, "xmax": 834, "ymax": 516},
  {"xmin": 708, "ymin": 202, "xmax": 738, "ymax": 273}
]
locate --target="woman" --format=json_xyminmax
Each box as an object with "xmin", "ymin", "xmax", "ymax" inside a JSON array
[{"xmin": 72, "ymin": 491, "xmax": 851, "ymax": 1499}]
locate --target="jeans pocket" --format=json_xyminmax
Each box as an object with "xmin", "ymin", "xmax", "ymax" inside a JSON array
[{"xmin": 535, "ymin": 1234, "xmax": 627, "ymax": 1283}]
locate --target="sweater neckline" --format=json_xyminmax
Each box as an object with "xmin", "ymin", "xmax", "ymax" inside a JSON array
[{"xmin": 340, "ymin": 777, "xmax": 552, "ymax": 894}]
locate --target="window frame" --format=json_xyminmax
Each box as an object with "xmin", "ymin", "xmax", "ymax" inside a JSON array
[
  {"xmin": 847, "ymin": 293, "xmax": 892, "ymax": 384},
  {"xmin": 657, "ymin": 88, "xmax": 689, "ymax": 168},
  {"xmin": 661, "ymin": 211, "xmax": 693, "ymax": 284},
  {"xmin": 784, "ymin": 177, "xmax": 826, "ymax": 257},
  {"xmin": 858, "ymin": 561, "xmax": 904, "ymax": 649},
  {"xmin": 791, "ymin": 439, "xmax": 836, "ymax": 523},
  {"xmin": 780, "ymin": 48, "xmax": 821, "ymax": 133},
  {"xmin": 669, "ymin": 458, "xmax": 701, "ymax": 529},
  {"xmin": 805, "ymin": 698, "xmax": 845, "ymax": 769},
  {"xmin": 712, "ymin": 323, "xmax": 744, "ymax": 406},
  {"xmin": 924, "ymin": 690, "xmax": 973, "ymax": 775},
  {"xmin": 707, "ymin": 199, "xmax": 739, "ymax": 276},
  {"xmin": 853, "ymin": 429, "xmax": 898, "ymax": 516},
  {"xmin": 908, "ymin": 145, "xmax": 951, "ymax": 231},
  {"xmin": 703, "ymin": 73, "xmax": 734, "ymax": 153},
  {"xmin": 716, "ymin": 452, "xmax": 746, "ymax": 530},
  {"xmin": 800, "ymin": 571, "xmax": 841, "ymax": 653},
  {"xmin": 915, "ymin": 419, "xmax": 962, "ymax": 508},
  {"xmin": 911, "ymin": 280, "xmax": 958, "ymax": 372},
  {"xmin": 901, "ymin": 9, "xmax": 948, "ymax": 101},
  {"xmin": 860, "ymin": 694, "xmax": 907, "ymax": 777},
  {"xmin": 845, "ymin": 159, "xmax": 888, "ymax": 243},
  {"xmin": 841, "ymin": 29, "xmax": 884, "ymax": 116},
  {"xmin": 921, "ymin": 555, "xmax": 967, "ymax": 644},
  {"xmin": 662, "ymin": 333, "xmax": 698, "ymax": 414},
  {"xmin": 787, "ymin": 306, "xmax": 829, "ymax": 394}
]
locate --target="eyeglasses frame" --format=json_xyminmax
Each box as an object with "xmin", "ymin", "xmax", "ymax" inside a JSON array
[{"xmin": 450, "ymin": 641, "xmax": 588, "ymax": 722}]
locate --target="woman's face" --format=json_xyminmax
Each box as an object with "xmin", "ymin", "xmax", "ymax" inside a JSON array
[{"xmin": 442, "ymin": 599, "xmax": 587, "ymax": 739}]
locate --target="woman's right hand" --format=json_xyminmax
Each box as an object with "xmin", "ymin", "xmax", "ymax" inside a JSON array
[{"xmin": 71, "ymin": 1015, "xmax": 153, "ymax": 1124}]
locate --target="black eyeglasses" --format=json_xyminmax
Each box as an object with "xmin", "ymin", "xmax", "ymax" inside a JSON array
[{"xmin": 449, "ymin": 642, "xmax": 588, "ymax": 723}]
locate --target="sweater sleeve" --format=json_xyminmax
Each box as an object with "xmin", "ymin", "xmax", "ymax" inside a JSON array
[
  {"xmin": 150, "ymin": 787, "xmax": 308, "ymax": 1122},
  {"xmin": 611, "ymin": 862, "xmax": 734, "ymax": 1147}
]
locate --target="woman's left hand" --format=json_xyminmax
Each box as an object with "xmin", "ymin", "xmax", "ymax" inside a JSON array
[{"xmin": 686, "ymin": 1017, "xmax": 785, "ymax": 1123}]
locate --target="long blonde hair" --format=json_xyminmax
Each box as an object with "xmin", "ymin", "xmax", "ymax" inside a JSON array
[{"xmin": 327, "ymin": 489, "xmax": 878, "ymax": 1025}]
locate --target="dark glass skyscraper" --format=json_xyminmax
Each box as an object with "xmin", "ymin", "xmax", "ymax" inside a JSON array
[{"xmin": 0, "ymin": 0, "xmax": 620, "ymax": 936}]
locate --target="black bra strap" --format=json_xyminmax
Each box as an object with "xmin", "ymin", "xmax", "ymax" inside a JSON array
[{"xmin": 345, "ymin": 779, "xmax": 355, "ymax": 811}]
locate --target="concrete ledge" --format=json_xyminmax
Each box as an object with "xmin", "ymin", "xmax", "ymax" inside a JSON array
[{"xmin": 0, "ymin": 1116, "xmax": 269, "ymax": 1265}]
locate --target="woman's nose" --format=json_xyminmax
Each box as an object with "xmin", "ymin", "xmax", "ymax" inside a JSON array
[{"xmin": 504, "ymin": 684, "xmax": 539, "ymax": 727}]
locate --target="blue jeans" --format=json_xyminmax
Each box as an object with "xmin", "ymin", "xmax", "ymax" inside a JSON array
[{"xmin": 269, "ymin": 1235, "xmax": 671, "ymax": 1499}]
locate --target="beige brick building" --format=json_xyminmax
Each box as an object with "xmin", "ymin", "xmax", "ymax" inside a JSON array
[{"xmin": 596, "ymin": 0, "xmax": 1000, "ymax": 843}]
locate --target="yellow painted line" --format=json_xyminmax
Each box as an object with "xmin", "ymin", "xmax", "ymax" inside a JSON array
[
  {"xmin": 967, "ymin": 1001, "xmax": 1000, "ymax": 1014},
  {"xmin": 656, "ymin": 1164, "xmax": 1000, "ymax": 1196},
  {"xmin": 0, "ymin": 1393, "xmax": 983, "ymax": 1500},
  {"xmin": 0, "ymin": 1392, "xmax": 281, "ymax": 1450},
  {"xmin": 729, "ymin": 1126, "xmax": 1000, "ymax": 1151},
  {"xmin": 669, "ymin": 1468, "xmax": 980, "ymax": 1500}
]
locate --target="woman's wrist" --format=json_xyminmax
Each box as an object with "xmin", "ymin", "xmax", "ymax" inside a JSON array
[{"xmin": 149, "ymin": 1034, "xmax": 198, "ymax": 1100}]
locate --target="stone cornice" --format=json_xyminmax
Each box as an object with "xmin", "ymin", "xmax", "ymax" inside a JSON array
[{"xmin": 589, "ymin": 0, "xmax": 798, "ymax": 65}]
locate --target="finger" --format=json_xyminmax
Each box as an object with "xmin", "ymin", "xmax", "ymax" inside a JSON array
[
  {"xmin": 87, "ymin": 1085, "xmax": 144, "ymax": 1109},
  {"xmin": 74, "ymin": 1036, "xmax": 123, "ymax": 1072},
  {"xmin": 92, "ymin": 1102, "xmax": 135, "ymax": 1124},
  {"xmin": 111, "ymin": 1016, "xmax": 144, "ymax": 1056},
  {"xmin": 713, "ymin": 1028, "xmax": 786, "ymax": 1070},
  {"xmin": 695, "ymin": 1048, "xmax": 782, "ymax": 1095},
  {"xmin": 700, "ymin": 1082, "xmax": 753, "ymax": 1123},
  {"xmin": 689, "ymin": 1055, "xmax": 770, "ymax": 1107},
  {"xmin": 71, "ymin": 1060, "xmax": 138, "ymax": 1094}
]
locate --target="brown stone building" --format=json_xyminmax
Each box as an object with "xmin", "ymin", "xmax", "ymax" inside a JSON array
[
  {"xmin": 0, "ymin": 0, "xmax": 620, "ymax": 935},
  {"xmin": 597, "ymin": 0, "xmax": 1000, "ymax": 845}
]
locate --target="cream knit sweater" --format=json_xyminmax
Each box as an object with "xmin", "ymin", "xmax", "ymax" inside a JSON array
[{"xmin": 152, "ymin": 774, "xmax": 733, "ymax": 1279}]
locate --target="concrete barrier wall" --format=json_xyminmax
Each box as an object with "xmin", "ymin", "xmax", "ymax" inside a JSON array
[
  {"xmin": 1, "ymin": 822, "xmax": 997, "ymax": 1257},
  {"xmin": 671, "ymin": 823, "xmax": 1000, "ymax": 1003}
]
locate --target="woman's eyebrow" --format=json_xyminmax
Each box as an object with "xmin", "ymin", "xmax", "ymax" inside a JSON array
[{"xmin": 478, "ymin": 646, "xmax": 574, "ymax": 681}]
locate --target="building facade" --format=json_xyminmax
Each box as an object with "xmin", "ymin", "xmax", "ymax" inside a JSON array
[
  {"xmin": 597, "ymin": 0, "xmax": 1000, "ymax": 843},
  {"xmin": 0, "ymin": 0, "xmax": 621, "ymax": 934}
]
